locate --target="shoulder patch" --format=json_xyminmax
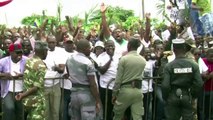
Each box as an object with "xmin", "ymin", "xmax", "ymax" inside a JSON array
[{"xmin": 174, "ymin": 68, "xmax": 192, "ymax": 73}]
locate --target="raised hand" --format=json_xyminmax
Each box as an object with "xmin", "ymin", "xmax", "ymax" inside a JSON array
[
  {"xmin": 145, "ymin": 13, "xmax": 151, "ymax": 19},
  {"xmin": 77, "ymin": 20, "xmax": 83, "ymax": 29},
  {"xmin": 100, "ymin": 3, "xmax": 107, "ymax": 13}
]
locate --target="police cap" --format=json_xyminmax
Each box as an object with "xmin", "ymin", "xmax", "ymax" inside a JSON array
[{"xmin": 172, "ymin": 38, "xmax": 185, "ymax": 45}]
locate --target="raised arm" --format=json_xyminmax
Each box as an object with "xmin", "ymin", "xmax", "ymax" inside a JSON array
[
  {"xmin": 65, "ymin": 16, "xmax": 75, "ymax": 34},
  {"xmin": 101, "ymin": 3, "xmax": 111, "ymax": 40},
  {"xmin": 144, "ymin": 13, "xmax": 151, "ymax": 42}
]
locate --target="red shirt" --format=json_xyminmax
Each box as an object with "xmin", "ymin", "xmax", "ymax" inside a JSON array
[{"xmin": 203, "ymin": 58, "xmax": 213, "ymax": 91}]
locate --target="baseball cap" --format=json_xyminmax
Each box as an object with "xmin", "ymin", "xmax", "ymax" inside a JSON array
[
  {"xmin": 8, "ymin": 43, "xmax": 23, "ymax": 53},
  {"xmin": 5, "ymin": 31, "xmax": 12, "ymax": 37},
  {"xmin": 14, "ymin": 33, "xmax": 20, "ymax": 37},
  {"xmin": 94, "ymin": 41, "xmax": 104, "ymax": 48},
  {"xmin": 63, "ymin": 34, "xmax": 73, "ymax": 43}
]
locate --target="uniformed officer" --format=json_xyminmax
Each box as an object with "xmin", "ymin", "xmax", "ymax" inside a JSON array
[
  {"xmin": 15, "ymin": 41, "xmax": 48, "ymax": 120},
  {"xmin": 162, "ymin": 39, "xmax": 203, "ymax": 120},
  {"xmin": 66, "ymin": 39, "xmax": 101, "ymax": 120},
  {"xmin": 112, "ymin": 37, "xmax": 146, "ymax": 120}
]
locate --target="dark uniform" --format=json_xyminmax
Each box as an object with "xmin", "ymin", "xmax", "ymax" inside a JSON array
[{"xmin": 162, "ymin": 39, "xmax": 203, "ymax": 120}]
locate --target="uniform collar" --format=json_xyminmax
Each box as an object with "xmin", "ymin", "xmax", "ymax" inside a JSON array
[{"xmin": 127, "ymin": 51, "xmax": 137, "ymax": 55}]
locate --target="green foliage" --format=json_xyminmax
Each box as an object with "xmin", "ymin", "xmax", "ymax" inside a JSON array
[
  {"xmin": 20, "ymin": 4, "xmax": 168, "ymax": 34},
  {"xmin": 21, "ymin": 14, "xmax": 68, "ymax": 31},
  {"xmin": 156, "ymin": 0, "xmax": 166, "ymax": 17},
  {"xmin": 122, "ymin": 16, "xmax": 140, "ymax": 31},
  {"xmin": 107, "ymin": 6, "xmax": 134, "ymax": 23},
  {"xmin": 83, "ymin": 4, "xmax": 101, "ymax": 33},
  {"xmin": 0, "ymin": 24, "xmax": 6, "ymax": 31},
  {"xmin": 22, "ymin": 14, "xmax": 54, "ymax": 26},
  {"xmin": 81, "ymin": 5, "xmax": 136, "ymax": 33}
]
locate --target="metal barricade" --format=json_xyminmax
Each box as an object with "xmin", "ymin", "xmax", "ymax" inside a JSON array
[
  {"xmin": 0, "ymin": 76, "xmax": 64, "ymax": 120},
  {"xmin": 1, "ymin": 76, "xmax": 213, "ymax": 120},
  {"xmin": 104, "ymin": 76, "xmax": 162, "ymax": 120}
]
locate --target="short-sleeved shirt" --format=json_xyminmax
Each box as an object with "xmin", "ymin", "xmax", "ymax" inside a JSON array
[
  {"xmin": 113, "ymin": 51, "xmax": 146, "ymax": 96},
  {"xmin": 23, "ymin": 56, "xmax": 47, "ymax": 107},
  {"xmin": 107, "ymin": 36, "xmax": 128, "ymax": 57},
  {"xmin": 192, "ymin": 0, "xmax": 211, "ymax": 16},
  {"xmin": 142, "ymin": 60, "xmax": 156, "ymax": 93},
  {"xmin": 162, "ymin": 57, "xmax": 203, "ymax": 99},
  {"xmin": 66, "ymin": 52, "xmax": 96, "ymax": 85},
  {"xmin": 96, "ymin": 52, "xmax": 120, "ymax": 89},
  {"xmin": 44, "ymin": 47, "xmax": 65, "ymax": 87},
  {"xmin": 60, "ymin": 50, "xmax": 77, "ymax": 90}
]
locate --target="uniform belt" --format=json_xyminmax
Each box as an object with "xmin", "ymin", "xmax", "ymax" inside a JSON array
[
  {"xmin": 121, "ymin": 80, "xmax": 142, "ymax": 89},
  {"xmin": 171, "ymin": 87, "xmax": 190, "ymax": 92},
  {"xmin": 72, "ymin": 84, "xmax": 89, "ymax": 88}
]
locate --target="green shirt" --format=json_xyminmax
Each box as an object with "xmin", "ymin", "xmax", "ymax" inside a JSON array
[
  {"xmin": 23, "ymin": 56, "xmax": 47, "ymax": 107},
  {"xmin": 112, "ymin": 51, "xmax": 146, "ymax": 96},
  {"xmin": 192, "ymin": 0, "xmax": 211, "ymax": 16},
  {"xmin": 107, "ymin": 35, "xmax": 128, "ymax": 46}
]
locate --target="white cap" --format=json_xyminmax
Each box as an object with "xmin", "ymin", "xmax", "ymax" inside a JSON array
[
  {"xmin": 209, "ymin": 40, "xmax": 213, "ymax": 45},
  {"xmin": 172, "ymin": 38, "xmax": 185, "ymax": 44},
  {"xmin": 95, "ymin": 41, "xmax": 104, "ymax": 48},
  {"xmin": 109, "ymin": 24, "xmax": 116, "ymax": 32}
]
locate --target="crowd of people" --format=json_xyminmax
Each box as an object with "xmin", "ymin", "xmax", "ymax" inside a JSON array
[{"xmin": 0, "ymin": 0, "xmax": 213, "ymax": 120}]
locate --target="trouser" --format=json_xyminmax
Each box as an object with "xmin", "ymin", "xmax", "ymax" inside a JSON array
[
  {"xmin": 45, "ymin": 83, "xmax": 61, "ymax": 120},
  {"xmin": 60, "ymin": 88, "xmax": 71, "ymax": 120},
  {"xmin": 100, "ymin": 87, "xmax": 113, "ymax": 120},
  {"xmin": 204, "ymin": 91, "xmax": 213, "ymax": 120},
  {"xmin": 69, "ymin": 87, "xmax": 98, "ymax": 120},
  {"xmin": 165, "ymin": 93, "xmax": 193, "ymax": 120},
  {"xmin": 24, "ymin": 101, "xmax": 46, "ymax": 120},
  {"xmin": 197, "ymin": 89, "xmax": 204, "ymax": 120},
  {"xmin": 197, "ymin": 89, "xmax": 205, "ymax": 120},
  {"xmin": 143, "ymin": 92, "xmax": 152, "ymax": 120},
  {"xmin": 2, "ymin": 92, "xmax": 24, "ymax": 120},
  {"xmin": 154, "ymin": 85, "xmax": 165, "ymax": 120},
  {"xmin": 113, "ymin": 86, "xmax": 143, "ymax": 120}
]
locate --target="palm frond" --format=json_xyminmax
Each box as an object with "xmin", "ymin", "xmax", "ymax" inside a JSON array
[{"xmin": 156, "ymin": 0, "xmax": 166, "ymax": 15}]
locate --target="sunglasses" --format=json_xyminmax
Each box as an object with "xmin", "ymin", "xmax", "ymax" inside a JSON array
[
  {"xmin": 194, "ymin": 53, "xmax": 201, "ymax": 56},
  {"xmin": 15, "ymin": 51, "xmax": 23, "ymax": 54}
]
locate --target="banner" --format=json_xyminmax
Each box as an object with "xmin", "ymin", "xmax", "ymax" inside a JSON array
[{"xmin": 0, "ymin": 0, "xmax": 12, "ymax": 7}]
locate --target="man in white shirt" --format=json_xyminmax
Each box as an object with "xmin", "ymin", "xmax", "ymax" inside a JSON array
[
  {"xmin": 44, "ymin": 35, "xmax": 65, "ymax": 120},
  {"xmin": 140, "ymin": 47, "xmax": 156, "ymax": 120},
  {"xmin": 60, "ymin": 35, "xmax": 76, "ymax": 120},
  {"xmin": 96, "ymin": 40, "xmax": 120, "ymax": 120},
  {"xmin": 100, "ymin": 3, "xmax": 128, "ymax": 58}
]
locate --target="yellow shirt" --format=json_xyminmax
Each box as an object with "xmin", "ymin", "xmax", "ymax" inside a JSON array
[{"xmin": 192, "ymin": 0, "xmax": 211, "ymax": 16}]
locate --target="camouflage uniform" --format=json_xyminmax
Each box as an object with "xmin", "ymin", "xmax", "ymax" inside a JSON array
[{"xmin": 23, "ymin": 56, "xmax": 47, "ymax": 120}]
